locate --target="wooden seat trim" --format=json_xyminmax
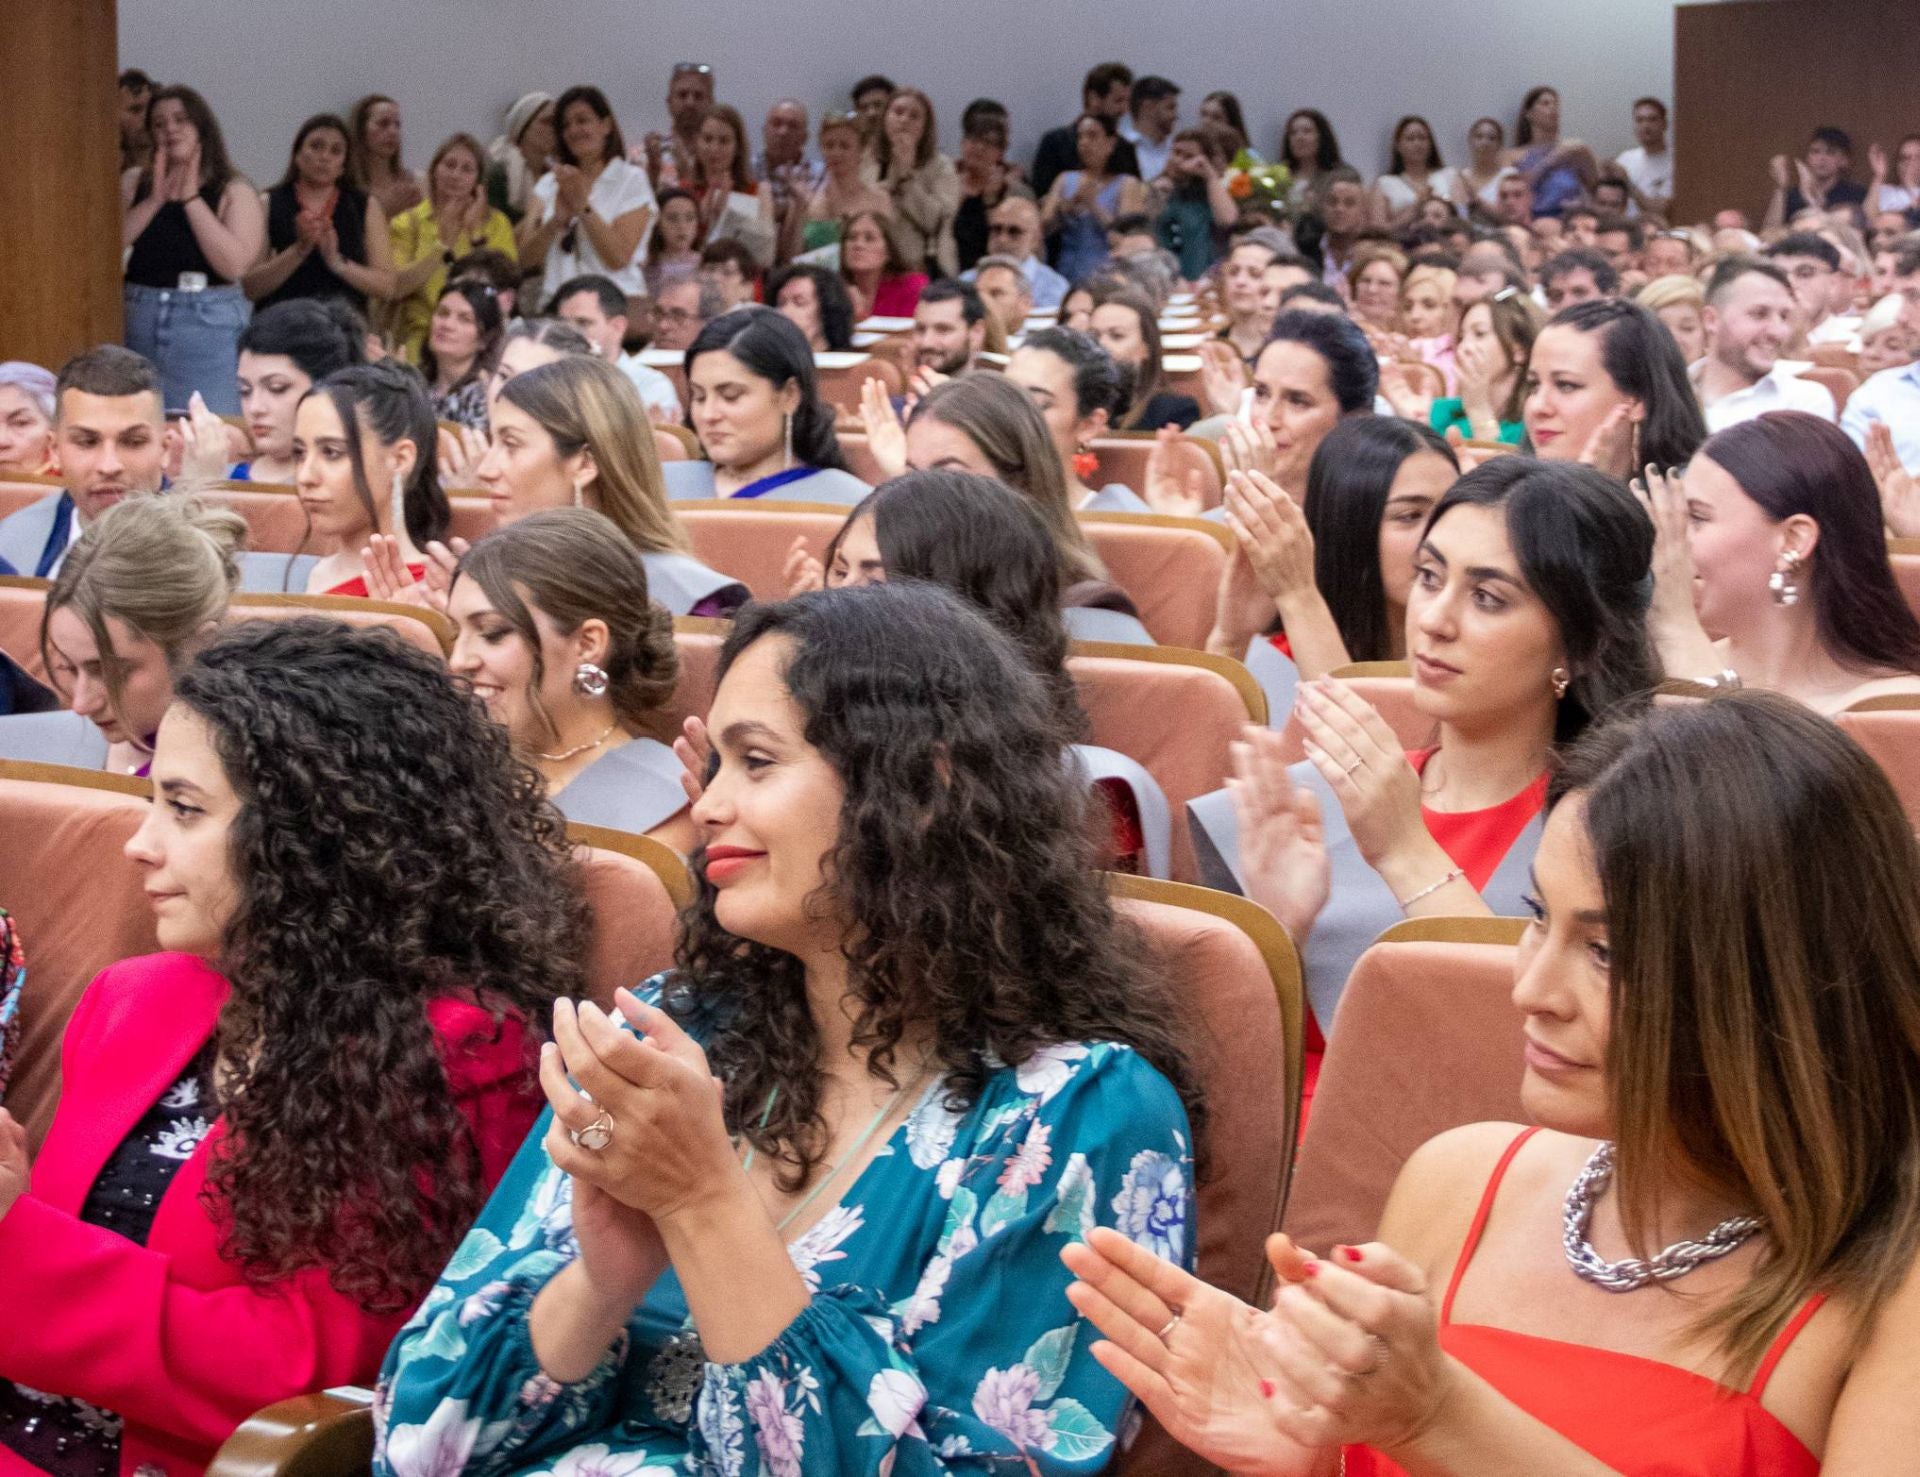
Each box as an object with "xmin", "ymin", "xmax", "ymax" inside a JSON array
[
  {"xmin": 228, "ymin": 593, "xmax": 457, "ymax": 654},
  {"xmin": 0, "ymin": 758, "xmax": 150, "ymax": 798},
  {"xmin": 565, "ymin": 821, "xmax": 694, "ymax": 909},
  {"xmin": 1375, "ymin": 915, "xmax": 1529, "ymax": 947}
]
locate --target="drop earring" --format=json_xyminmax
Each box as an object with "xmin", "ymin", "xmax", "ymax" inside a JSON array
[
  {"xmin": 1769, "ymin": 549, "xmax": 1803, "ymax": 606},
  {"xmin": 1550, "ymin": 666, "xmax": 1571, "ymax": 700},
  {"xmin": 572, "ymin": 480, "xmax": 585, "ymax": 509},
  {"xmin": 389, "ymin": 466, "xmax": 406, "ymax": 536},
  {"xmin": 573, "ymin": 662, "xmax": 610, "ymax": 697},
  {"xmin": 783, "ymin": 412, "xmax": 794, "ymax": 470}
]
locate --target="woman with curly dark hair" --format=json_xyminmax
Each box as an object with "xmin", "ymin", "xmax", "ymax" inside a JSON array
[
  {"xmin": 380, "ymin": 581, "xmax": 1199, "ymax": 1475},
  {"xmin": 0, "ymin": 617, "xmax": 585, "ymax": 1477}
]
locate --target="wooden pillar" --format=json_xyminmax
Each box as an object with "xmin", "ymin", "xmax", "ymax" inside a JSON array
[{"xmin": 0, "ymin": 0, "xmax": 122, "ymax": 368}]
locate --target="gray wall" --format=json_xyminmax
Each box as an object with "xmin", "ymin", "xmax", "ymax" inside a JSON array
[{"xmin": 123, "ymin": 0, "xmax": 1683, "ymax": 186}]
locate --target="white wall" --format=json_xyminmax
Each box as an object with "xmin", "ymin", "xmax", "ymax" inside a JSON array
[{"xmin": 123, "ymin": 0, "xmax": 1681, "ymax": 186}]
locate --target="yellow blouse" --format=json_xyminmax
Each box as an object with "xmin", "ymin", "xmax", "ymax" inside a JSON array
[{"xmin": 387, "ymin": 199, "xmax": 517, "ymax": 359}]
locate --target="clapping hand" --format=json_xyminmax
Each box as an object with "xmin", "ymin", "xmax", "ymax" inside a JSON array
[
  {"xmin": 1576, "ymin": 402, "xmax": 1635, "ymax": 475},
  {"xmin": 1867, "ymin": 422, "xmax": 1920, "ymax": 538},
  {"xmin": 438, "ymin": 424, "xmax": 490, "ymax": 488},
  {"xmin": 1628, "ymin": 464, "xmax": 1700, "ymax": 617},
  {"xmin": 1223, "ymin": 469, "xmax": 1316, "ymax": 606},
  {"xmin": 1143, "ymin": 426, "xmax": 1207, "ymax": 517},
  {"xmin": 859, "ymin": 376, "xmax": 909, "ymax": 479},
  {"xmin": 1294, "ymin": 678, "xmax": 1426, "ymax": 870},
  {"xmin": 1221, "ymin": 416, "xmax": 1280, "ymax": 481},
  {"xmin": 176, "ymin": 392, "xmax": 232, "ymax": 481},
  {"xmin": 553, "ymin": 164, "xmax": 589, "ymax": 218},
  {"xmin": 1229, "ymin": 727, "xmax": 1330, "ymax": 943},
  {"xmin": 672, "ymin": 716, "xmax": 713, "ymax": 807},
  {"xmin": 1377, "ymin": 361, "xmax": 1431, "ymax": 423},
  {"xmin": 1769, "ymin": 154, "xmax": 1793, "ymax": 191},
  {"xmin": 1199, "ymin": 339, "xmax": 1251, "ymax": 418},
  {"xmin": 783, "ymin": 534, "xmax": 825, "ymax": 596}
]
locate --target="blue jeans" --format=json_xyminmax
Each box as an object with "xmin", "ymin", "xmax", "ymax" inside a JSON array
[{"xmin": 123, "ymin": 282, "xmax": 249, "ymax": 414}]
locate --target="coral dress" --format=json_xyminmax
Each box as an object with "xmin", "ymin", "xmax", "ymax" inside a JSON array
[{"xmin": 1344, "ymin": 1127, "xmax": 1825, "ymax": 1476}]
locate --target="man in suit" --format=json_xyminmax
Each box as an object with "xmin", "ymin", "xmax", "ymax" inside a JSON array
[{"xmin": 0, "ymin": 345, "xmax": 167, "ymax": 579}]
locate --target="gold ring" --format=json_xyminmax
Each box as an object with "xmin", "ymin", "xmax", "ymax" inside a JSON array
[{"xmin": 569, "ymin": 1111, "xmax": 615, "ymax": 1151}]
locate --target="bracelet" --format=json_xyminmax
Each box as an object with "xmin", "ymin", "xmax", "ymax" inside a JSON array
[{"xmin": 1396, "ymin": 868, "xmax": 1465, "ymax": 910}]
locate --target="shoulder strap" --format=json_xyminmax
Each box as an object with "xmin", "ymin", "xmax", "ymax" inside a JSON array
[
  {"xmin": 1746, "ymin": 1292, "xmax": 1829, "ymax": 1399},
  {"xmin": 1440, "ymin": 1126, "xmax": 1542, "ymax": 1324}
]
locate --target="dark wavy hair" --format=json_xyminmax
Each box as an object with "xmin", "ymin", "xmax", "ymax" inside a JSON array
[
  {"xmin": 685, "ymin": 309, "xmax": 848, "ymax": 471},
  {"xmin": 765, "ymin": 263, "xmax": 857, "ymax": 352},
  {"xmin": 419, "ymin": 280, "xmax": 505, "ymax": 400},
  {"xmin": 671, "ymin": 583, "xmax": 1203, "ymax": 1186},
  {"xmin": 1698, "ymin": 413, "xmax": 1920, "ymax": 675},
  {"xmin": 1017, "ymin": 325, "xmax": 1125, "ymax": 420},
  {"xmin": 1426, "ymin": 458, "xmax": 1658, "ymax": 743},
  {"xmin": 552, "ymin": 85, "xmax": 626, "ymax": 166},
  {"xmin": 172, "ymin": 618, "xmax": 589, "ymax": 1311},
  {"xmin": 1305, "ymin": 417, "xmax": 1458, "ymax": 662},
  {"xmin": 1539, "ymin": 298, "xmax": 1706, "ymax": 471},
  {"xmin": 1281, "ymin": 108, "xmax": 1343, "ymax": 173},
  {"xmin": 830, "ymin": 471, "xmax": 1084, "ymax": 738},
  {"xmin": 239, "ymin": 298, "xmax": 365, "ymax": 385}
]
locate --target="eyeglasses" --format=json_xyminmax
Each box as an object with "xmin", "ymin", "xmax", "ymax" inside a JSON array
[
  {"xmin": 657, "ymin": 307, "xmax": 700, "ymax": 325},
  {"xmin": 987, "ymin": 223, "xmax": 1029, "ymax": 236}
]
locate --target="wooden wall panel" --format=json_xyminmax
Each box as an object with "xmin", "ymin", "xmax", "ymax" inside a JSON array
[
  {"xmin": 1674, "ymin": 0, "xmax": 1920, "ymax": 227},
  {"xmin": 0, "ymin": 0, "xmax": 122, "ymax": 368}
]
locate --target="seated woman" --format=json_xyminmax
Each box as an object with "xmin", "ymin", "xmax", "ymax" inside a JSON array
[
  {"xmin": 244, "ymin": 113, "xmax": 396, "ymax": 314},
  {"xmin": 1204, "ymin": 419, "xmax": 1459, "ymax": 706},
  {"xmin": 290, "ymin": 360, "xmax": 452, "ymax": 597},
  {"xmin": 375, "ymin": 579, "xmax": 1200, "ymax": 1475},
  {"xmin": 876, "ymin": 87, "xmax": 962, "ymax": 278},
  {"xmin": 386, "ymin": 132, "xmax": 518, "ymax": 361},
  {"xmin": 1370, "ymin": 115, "xmax": 1460, "ymax": 231},
  {"xmin": 668, "ymin": 309, "xmax": 869, "ymax": 504},
  {"xmin": 1006, "ymin": 327, "xmax": 1148, "ymax": 512},
  {"xmin": 1059, "ymin": 280, "xmax": 1097, "ymax": 334},
  {"xmin": 1190, "ymin": 458, "xmax": 1658, "ymax": 1108},
  {"xmin": 450, "ymin": 508, "xmax": 691, "ymax": 849},
  {"xmin": 420, "ymin": 280, "xmax": 504, "ymax": 431},
  {"xmin": 804, "ymin": 469, "xmax": 1175, "ymax": 875},
  {"xmin": 1073, "ymin": 691, "xmax": 1920, "ymax": 1475},
  {"xmin": 643, "ymin": 188, "xmax": 703, "ymax": 298},
  {"xmin": 839, "ymin": 208, "xmax": 926, "ymax": 320},
  {"xmin": 1391, "ymin": 289, "xmax": 1538, "ymax": 446},
  {"xmin": 0, "ymin": 617, "xmax": 577, "ymax": 1476},
  {"xmin": 786, "ymin": 113, "xmax": 892, "ymax": 264},
  {"xmin": 474, "ymin": 355, "xmax": 748, "ymax": 613},
  {"xmin": 1347, "ymin": 246, "xmax": 1408, "ymax": 339},
  {"xmin": 1041, "ymin": 114, "xmax": 1148, "ymax": 286},
  {"xmin": 687, "ymin": 104, "xmax": 777, "ymax": 268},
  {"xmin": 0, "ymin": 363, "xmax": 57, "ymax": 477},
  {"xmin": 1638, "ymin": 412, "xmax": 1920, "ymax": 714},
  {"xmin": 865, "ymin": 369, "xmax": 1148, "ymax": 639},
  {"xmin": 223, "ymin": 298, "xmax": 364, "ymax": 483},
  {"xmin": 767, "ymin": 263, "xmax": 857, "ymax": 352},
  {"xmin": 1088, "ymin": 290, "xmax": 1201, "ymax": 431},
  {"xmin": 1397, "ymin": 263, "xmax": 1459, "ymax": 392},
  {"xmin": 3, "ymin": 495, "xmax": 242, "ymax": 773},
  {"xmin": 1522, "ymin": 298, "xmax": 1706, "ymax": 477}
]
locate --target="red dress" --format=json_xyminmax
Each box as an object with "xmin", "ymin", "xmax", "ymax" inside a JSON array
[
  {"xmin": 326, "ymin": 563, "xmax": 426, "ymax": 599},
  {"xmin": 1344, "ymin": 1128, "xmax": 1825, "ymax": 1476}
]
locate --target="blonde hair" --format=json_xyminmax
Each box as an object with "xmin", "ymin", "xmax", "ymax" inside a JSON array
[
  {"xmin": 497, "ymin": 356, "xmax": 692, "ymax": 555},
  {"xmin": 1633, "ymin": 274, "xmax": 1706, "ymax": 313},
  {"xmin": 42, "ymin": 492, "xmax": 245, "ymax": 731},
  {"xmin": 1402, "ymin": 263, "xmax": 1457, "ymax": 302},
  {"xmin": 1347, "ymin": 244, "xmax": 1409, "ymax": 296}
]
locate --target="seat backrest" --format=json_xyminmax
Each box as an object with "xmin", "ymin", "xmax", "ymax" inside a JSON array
[
  {"xmin": 815, "ymin": 357, "xmax": 901, "ymax": 414},
  {"xmin": 226, "ymin": 594, "xmax": 454, "ymax": 659},
  {"xmin": 449, "ymin": 495, "xmax": 494, "ymax": 544},
  {"xmin": 1281, "ymin": 917, "xmax": 1528, "ymax": 1254},
  {"xmin": 1092, "ymin": 435, "xmax": 1223, "ymax": 509},
  {"xmin": 0, "ymin": 481, "xmax": 55, "ymax": 521},
  {"xmin": 836, "ymin": 430, "xmax": 892, "ymax": 488},
  {"xmin": 1797, "ymin": 365, "xmax": 1855, "ymax": 415},
  {"xmin": 678, "ymin": 500, "xmax": 854, "ymax": 599},
  {"xmin": 1072, "ymin": 644, "xmax": 1264, "ymax": 884},
  {"xmin": 1107, "ymin": 874, "xmax": 1301, "ymax": 1477},
  {"xmin": 203, "ymin": 485, "xmax": 313, "ymax": 556},
  {"xmin": 665, "ymin": 618, "xmax": 728, "ymax": 738},
  {"xmin": 0, "ymin": 763, "xmax": 158, "ymax": 1150},
  {"xmin": 652, "ymin": 427, "xmax": 690, "ymax": 463},
  {"xmin": 1836, "ymin": 699, "xmax": 1920, "ymax": 834},
  {"xmin": 1888, "ymin": 544, "xmax": 1920, "ymax": 630},
  {"xmin": 565, "ymin": 824, "xmax": 688, "ymax": 1009},
  {"xmin": 1077, "ymin": 513, "xmax": 1232, "ymax": 650},
  {"xmin": 1808, "ymin": 343, "xmax": 1859, "ymax": 373},
  {"xmin": 1275, "ymin": 663, "xmax": 1432, "ymax": 762},
  {"xmin": 0, "ymin": 577, "xmax": 50, "ymax": 681}
]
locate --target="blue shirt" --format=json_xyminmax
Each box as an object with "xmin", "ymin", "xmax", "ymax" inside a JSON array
[{"xmin": 1841, "ymin": 360, "xmax": 1920, "ymax": 469}]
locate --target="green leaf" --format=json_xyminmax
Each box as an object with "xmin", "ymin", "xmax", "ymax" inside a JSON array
[
  {"xmin": 938, "ymin": 1186, "xmax": 979, "ymax": 1254},
  {"xmin": 1045, "ymin": 1398, "xmax": 1113, "ymax": 1461},
  {"xmin": 1024, "ymin": 1325, "xmax": 1076, "ymax": 1401},
  {"xmin": 444, "ymin": 1228, "xmax": 503, "ymax": 1281},
  {"xmin": 980, "ymin": 1185, "xmax": 1028, "ymax": 1239}
]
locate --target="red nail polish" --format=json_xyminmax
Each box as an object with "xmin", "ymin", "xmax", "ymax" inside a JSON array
[
  {"xmin": 1300, "ymin": 1260, "xmax": 1319, "ymax": 1279},
  {"xmin": 1341, "ymin": 1246, "xmax": 1364, "ymax": 1263},
  {"xmin": 1259, "ymin": 1379, "xmax": 1276, "ymax": 1399}
]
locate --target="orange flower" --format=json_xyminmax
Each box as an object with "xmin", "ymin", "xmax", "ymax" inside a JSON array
[{"xmin": 1227, "ymin": 172, "xmax": 1254, "ymax": 200}]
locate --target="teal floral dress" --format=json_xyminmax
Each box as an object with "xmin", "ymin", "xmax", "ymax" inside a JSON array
[{"xmin": 373, "ymin": 986, "xmax": 1193, "ymax": 1477}]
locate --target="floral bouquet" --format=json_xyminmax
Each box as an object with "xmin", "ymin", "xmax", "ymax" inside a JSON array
[{"xmin": 1224, "ymin": 151, "xmax": 1292, "ymax": 215}]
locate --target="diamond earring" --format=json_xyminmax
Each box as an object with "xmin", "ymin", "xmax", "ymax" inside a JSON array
[{"xmin": 573, "ymin": 662, "xmax": 610, "ymax": 698}]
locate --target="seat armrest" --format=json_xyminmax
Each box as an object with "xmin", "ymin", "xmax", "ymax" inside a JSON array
[{"xmin": 206, "ymin": 1387, "xmax": 375, "ymax": 1477}]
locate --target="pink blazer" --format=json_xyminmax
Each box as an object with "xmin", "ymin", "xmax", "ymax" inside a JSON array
[{"xmin": 0, "ymin": 952, "xmax": 543, "ymax": 1477}]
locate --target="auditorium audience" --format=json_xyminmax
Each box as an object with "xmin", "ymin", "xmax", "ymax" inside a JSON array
[
  {"xmin": 121, "ymin": 86, "xmax": 264, "ymax": 416},
  {"xmin": 1006, "ymin": 327, "xmax": 1148, "ymax": 512},
  {"xmin": 1088, "ymin": 291, "xmax": 1201, "ymax": 430},
  {"xmin": 1637, "ymin": 413, "xmax": 1920, "ymax": 713},
  {"xmin": 766, "ymin": 262, "xmax": 857, "ymax": 351},
  {"xmin": 1315, "ymin": 168, "xmax": 1372, "ymax": 287},
  {"xmin": 1857, "ymin": 291, "xmax": 1915, "ymax": 378},
  {"xmin": 839, "ymin": 207, "xmax": 926, "ymax": 319},
  {"xmin": 520, "ymin": 86, "xmax": 655, "ymax": 316},
  {"xmin": 969, "ymin": 254, "xmax": 1036, "ymax": 336},
  {"xmin": 954, "ymin": 107, "xmax": 1027, "ymax": 273},
  {"xmin": 640, "ymin": 62, "xmax": 715, "ymax": 191},
  {"xmin": 1842, "ymin": 241, "xmax": 1920, "ymax": 465},
  {"xmin": 289, "ymin": 360, "xmax": 450, "ymax": 597},
  {"xmin": 1869, "ymin": 134, "xmax": 1920, "ymax": 217},
  {"xmin": 1522, "ymin": 298, "xmax": 1706, "ymax": 477},
  {"xmin": 348, "ymin": 94, "xmax": 424, "ymax": 220},
  {"xmin": 1539, "ymin": 247, "xmax": 1619, "ymax": 310},
  {"xmin": 670, "ymin": 309, "xmax": 866, "ymax": 502},
  {"xmin": 549, "ymin": 273, "xmax": 683, "ymax": 422},
  {"xmin": 386, "ymin": 132, "xmax": 517, "ymax": 361},
  {"xmin": 698, "ymin": 237, "xmax": 761, "ymax": 308},
  {"xmin": 244, "ymin": 113, "xmax": 394, "ymax": 313},
  {"xmin": 377, "ymin": 579, "xmax": 1196, "ymax": 1475},
  {"xmin": 1371, "ymin": 115, "xmax": 1459, "ymax": 231},
  {"xmin": 754, "ymin": 98, "xmax": 820, "ymax": 223},
  {"xmin": 1348, "ymin": 245, "xmax": 1409, "ymax": 333},
  {"xmin": 1633, "ymin": 273, "xmax": 1707, "ymax": 365},
  {"xmin": 0, "ymin": 364, "xmax": 57, "ymax": 477},
  {"xmin": 1077, "ymin": 691, "xmax": 1920, "ymax": 1474},
  {"xmin": 1455, "ymin": 116, "xmax": 1508, "ymax": 213},
  {"xmin": 978, "ymin": 195, "xmax": 1069, "ymax": 309},
  {"xmin": 1695, "ymin": 257, "xmax": 1839, "ymax": 429},
  {"xmin": 1151, "ymin": 127, "xmax": 1237, "ymax": 282},
  {"xmin": 1042, "ymin": 114, "xmax": 1149, "ymax": 284},
  {"xmin": 1394, "ymin": 288, "xmax": 1534, "ymax": 444},
  {"xmin": 910, "ymin": 278, "xmax": 990, "ymax": 378},
  {"xmin": 1765, "ymin": 125, "xmax": 1869, "ymax": 228},
  {"xmin": 227, "ymin": 298, "xmax": 364, "ymax": 483},
  {"xmin": 1121, "ymin": 75, "xmax": 1180, "ymax": 183},
  {"xmin": 11, "ymin": 495, "xmax": 242, "ymax": 773},
  {"xmin": 643, "ymin": 188, "xmax": 703, "ymax": 297},
  {"xmin": 1614, "ymin": 96, "xmax": 1674, "ymax": 218},
  {"xmin": 418, "ymin": 279, "xmax": 503, "ymax": 430},
  {"xmin": 449, "ymin": 508, "xmax": 692, "ymax": 847},
  {"xmin": 1192, "ymin": 457, "xmax": 1657, "ymax": 1086},
  {"xmin": 1508, "ymin": 85, "xmax": 1596, "ymax": 218},
  {"xmin": 687, "ymin": 103, "xmax": 777, "ymax": 267},
  {"xmin": 875, "ymin": 87, "xmax": 961, "ymax": 278},
  {"xmin": 1032, "ymin": 62, "xmax": 1137, "ymax": 198},
  {"xmin": 1214, "ymin": 236, "xmax": 1284, "ymax": 366},
  {"xmin": 1280, "ymin": 108, "xmax": 1344, "ymax": 208},
  {"xmin": 786, "ymin": 112, "xmax": 892, "ymax": 261},
  {"xmin": 484, "ymin": 92, "xmax": 555, "ymax": 224},
  {"xmin": 649, "ymin": 274, "xmax": 724, "ymax": 353},
  {"xmin": 0, "ymin": 617, "xmax": 575, "ymax": 1476}
]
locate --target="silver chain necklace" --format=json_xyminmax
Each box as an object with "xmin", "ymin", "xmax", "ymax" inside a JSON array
[{"xmin": 1563, "ymin": 1142, "xmax": 1764, "ymax": 1292}]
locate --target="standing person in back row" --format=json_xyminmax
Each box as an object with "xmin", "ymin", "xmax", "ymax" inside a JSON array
[
  {"xmin": 121, "ymin": 86, "xmax": 265, "ymax": 415},
  {"xmin": 1614, "ymin": 97, "xmax": 1673, "ymax": 220},
  {"xmin": 640, "ymin": 61, "xmax": 715, "ymax": 191},
  {"xmin": 1764, "ymin": 126, "xmax": 1869, "ymax": 229},
  {"xmin": 1119, "ymin": 76, "xmax": 1180, "ymax": 185},
  {"xmin": 1033, "ymin": 63, "xmax": 1140, "ymax": 199},
  {"xmin": 521, "ymin": 87, "xmax": 657, "ymax": 325}
]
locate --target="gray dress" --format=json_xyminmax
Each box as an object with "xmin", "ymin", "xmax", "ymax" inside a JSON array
[
  {"xmin": 663, "ymin": 462, "xmax": 872, "ymax": 506},
  {"xmin": 0, "ymin": 711, "xmax": 111, "ymax": 769},
  {"xmin": 553, "ymin": 737, "xmax": 688, "ymax": 836},
  {"xmin": 1080, "ymin": 484, "xmax": 1152, "ymax": 514},
  {"xmin": 639, "ymin": 551, "xmax": 750, "ymax": 616}
]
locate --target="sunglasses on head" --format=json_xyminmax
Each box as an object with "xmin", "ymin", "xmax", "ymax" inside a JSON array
[{"xmin": 674, "ymin": 62, "xmax": 713, "ymax": 76}]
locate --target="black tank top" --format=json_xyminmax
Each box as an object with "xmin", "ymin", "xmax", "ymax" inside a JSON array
[
  {"xmin": 124, "ymin": 177, "xmax": 233, "ymax": 287},
  {"xmin": 258, "ymin": 182, "xmax": 370, "ymax": 311}
]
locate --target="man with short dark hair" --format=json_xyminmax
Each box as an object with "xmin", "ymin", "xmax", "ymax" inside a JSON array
[
  {"xmin": 118, "ymin": 69, "xmax": 153, "ymax": 174},
  {"xmin": 1593, "ymin": 215, "xmax": 1644, "ymax": 278},
  {"xmin": 851, "ymin": 74, "xmax": 896, "ymax": 140},
  {"xmin": 1764, "ymin": 231, "xmax": 1845, "ymax": 342},
  {"xmin": 1032, "ymin": 63, "xmax": 1137, "ymax": 197},
  {"xmin": 652, "ymin": 276, "xmax": 724, "ymax": 352},
  {"xmin": 1540, "ymin": 248, "xmax": 1620, "ymax": 310},
  {"xmin": 1695, "ymin": 257, "xmax": 1835, "ymax": 429},
  {"xmin": 1120, "ymin": 76, "xmax": 1180, "ymax": 183},
  {"xmin": 1493, "ymin": 171, "xmax": 1534, "ymax": 228},
  {"xmin": 1590, "ymin": 172, "xmax": 1632, "ymax": 217},
  {"xmin": 698, "ymin": 238, "xmax": 759, "ymax": 310},
  {"xmin": 1842, "ymin": 240, "xmax": 1920, "ymax": 464},
  {"xmin": 911, "ymin": 279, "xmax": 988, "ymax": 378},
  {"xmin": 1562, "ymin": 206, "xmax": 1602, "ymax": 249},
  {"xmin": 549, "ymin": 273, "xmax": 681, "ymax": 420},
  {"xmin": 1766, "ymin": 126, "xmax": 1868, "ymax": 228},
  {"xmin": 639, "ymin": 61, "xmax": 715, "ymax": 190},
  {"xmin": 1614, "ymin": 97, "xmax": 1673, "ymax": 219}
]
